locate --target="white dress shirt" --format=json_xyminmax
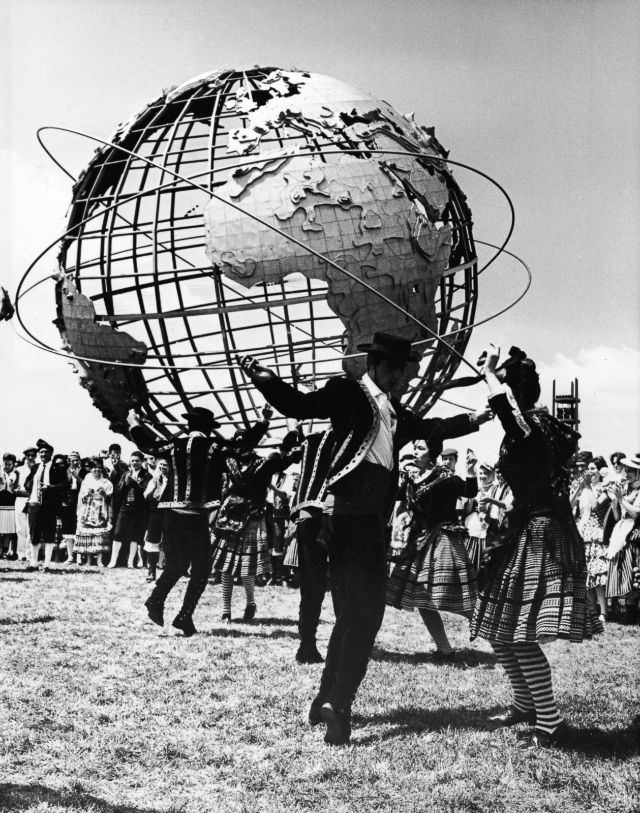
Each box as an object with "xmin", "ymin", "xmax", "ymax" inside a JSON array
[
  {"xmin": 29, "ymin": 462, "xmax": 51, "ymax": 504},
  {"xmin": 361, "ymin": 373, "xmax": 397, "ymax": 471}
]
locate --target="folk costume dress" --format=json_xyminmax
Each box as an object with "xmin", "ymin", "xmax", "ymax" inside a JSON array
[
  {"xmin": 386, "ymin": 465, "xmax": 478, "ymax": 615},
  {"xmin": 470, "ymin": 391, "xmax": 602, "ymax": 644},
  {"xmin": 465, "ymin": 481, "xmax": 500, "ymax": 574},
  {"xmin": 606, "ymin": 485, "xmax": 640, "ymax": 599},
  {"xmin": 75, "ymin": 475, "xmax": 113, "ymax": 555},
  {"xmin": 212, "ymin": 451, "xmax": 298, "ymax": 579},
  {"xmin": 0, "ymin": 470, "xmax": 18, "ymax": 537},
  {"xmin": 574, "ymin": 485, "xmax": 609, "ymax": 589}
]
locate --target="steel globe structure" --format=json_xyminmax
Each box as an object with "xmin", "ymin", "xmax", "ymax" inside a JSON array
[{"xmin": 53, "ymin": 67, "xmax": 479, "ymax": 441}]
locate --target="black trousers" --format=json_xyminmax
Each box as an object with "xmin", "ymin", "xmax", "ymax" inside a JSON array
[
  {"xmin": 297, "ymin": 513, "xmax": 332, "ymax": 645},
  {"xmin": 27, "ymin": 504, "xmax": 57, "ymax": 545},
  {"xmin": 318, "ymin": 512, "xmax": 387, "ymax": 709},
  {"xmin": 150, "ymin": 511, "xmax": 213, "ymax": 619}
]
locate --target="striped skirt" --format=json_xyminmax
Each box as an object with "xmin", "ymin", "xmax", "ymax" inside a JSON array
[
  {"xmin": 283, "ymin": 535, "xmax": 299, "ymax": 568},
  {"xmin": 606, "ymin": 538, "xmax": 640, "ymax": 598},
  {"xmin": 211, "ymin": 517, "xmax": 271, "ymax": 578},
  {"xmin": 465, "ymin": 535, "xmax": 484, "ymax": 575},
  {"xmin": 470, "ymin": 515, "xmax": 603, "ymax": 644},
  {"xmin": 387, "ymin": 524, "xmax": 477, "ymax": 614},
  {"xmin": 0, "ymin": 505, "xmax": 16, "ymax": 535},
  {"xmin": 74, "ymin": 529, "xmax": 110, "ymax": 555}
]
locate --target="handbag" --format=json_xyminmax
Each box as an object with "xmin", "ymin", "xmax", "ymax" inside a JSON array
[{"xmin": 213, "ymin": 494, "xmax": 251, "ymax": 542}]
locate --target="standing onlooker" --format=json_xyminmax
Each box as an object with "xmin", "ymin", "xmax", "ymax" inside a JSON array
[
  {"xmin": 143, "ymin": 458, "xmax": 169, "ymax": 583},
  {"xmin": 108, "ymin": 451, "xmax": 151, "ymax": 568},
  {"xmin": 572, "ymin": 458, "xmax": 609, "ymax": 620},
  {"xmin": 0, "ymin": 454, "xmax": 19, "ymax": 559},
  {"xmin": 26, "ymin": 440, "xmax": 67, "ymax": 572},
  {"xmin": 13, "ymin": 447, "xmax": 37, "ymax": 561},
  {"xmin": 606, "ymin": 455, "xmax": 640, "ymax": 624},
  {"xmin": 75, "ymin": 458, "xmax": 113, "ymax": 565},
  {"xmin": 60, "ymin": 452, "xmax": 84, "ymax": 564}
]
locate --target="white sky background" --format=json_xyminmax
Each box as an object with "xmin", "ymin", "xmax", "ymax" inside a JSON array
[{"xmin": 1, "ymin": 0, "xmax": 639, "ymax": 462}]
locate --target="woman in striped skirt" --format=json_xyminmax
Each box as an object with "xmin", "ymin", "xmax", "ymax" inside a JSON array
[
  {"xmin": 387, "ymin": 443, "xmax": 478, "ymax": 659},
  {"xmin": 605, "ymin": 456, "xmax": 640, "ymax": 623},
  {"xmin": 471, "ymin": 346, "xmax": 602, "ymax": 748},
  {"xmin": 212, "ymin": 438, "xmax": 301, "ymax": 622}
]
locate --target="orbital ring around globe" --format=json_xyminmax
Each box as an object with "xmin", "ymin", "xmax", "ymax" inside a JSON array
[
  {"xmin": 17, "ymin": 134, "xmax": 528, "ymax": 370},
  {"xmin": 15, "ymin": 68, "xmax": 533, "ymax": 438}
]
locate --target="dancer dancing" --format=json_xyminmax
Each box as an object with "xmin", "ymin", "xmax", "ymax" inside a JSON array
[
  {"xmin": 470, "ymin": 346, "xmax": 602, "ymax": 747},
  {"xmin": 211, "ymin": 418, "xmax": 300, "ymax": 623},
  {"xmin": 129, "ymin": 407, "xmax": 269, "ymax": 637},
  {"xmin": 240, "ymin": 332, "xmax": 491, "ymax": 745},
  {"xmin": 386, "ymin": 443, "xmax": 479, "ymax": 659}
]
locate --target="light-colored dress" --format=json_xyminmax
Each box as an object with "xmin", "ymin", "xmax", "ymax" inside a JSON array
[
  {"xmin": 575, "ymin": 485, "xmax": 608, "ymax": 588},
  {"xmin": 75, "ymin": 476, "xmax": 113, "ymax": 555}
]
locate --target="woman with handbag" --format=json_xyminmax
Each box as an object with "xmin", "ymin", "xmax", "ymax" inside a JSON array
[
  {"xmin": 605, "ymin": 456, "xmax": 640, "ymax": 624},
  {"xmin": 470, "ymin": 346, "xmax": 602, "ymax": 748},
  {"xmin": 212, "ymin": 439, "xmax": 301, "ymax": 622}
]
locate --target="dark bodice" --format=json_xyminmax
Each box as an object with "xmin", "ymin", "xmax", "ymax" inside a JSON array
[
  {"xmin": 411, "ymin": 467, "xmax": 477, "ymax": 526},
  {"xmin": 225, "ymin": 451, "xmax": 300, "ymax": 509},
  {"xmin": 490, "ymin": 392, "xmax": 579, "ymax": 513}
]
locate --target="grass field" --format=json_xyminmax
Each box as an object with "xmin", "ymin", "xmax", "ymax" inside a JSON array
[{"xmin": 0, "ymin": 562, "xmax": 638, "ymax": 813}]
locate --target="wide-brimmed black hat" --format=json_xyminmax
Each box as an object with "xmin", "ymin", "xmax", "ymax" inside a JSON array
[
  {"xmin": 357, "ymin": 332, "xmax": 416, "ymax": 363},
  {"xmin": 181, "ymin": 406, "xmax": 220, "ymax": 429},
  {"xmin": 36, "ymin": 438, "xmax": 53, "ymax": 453}
]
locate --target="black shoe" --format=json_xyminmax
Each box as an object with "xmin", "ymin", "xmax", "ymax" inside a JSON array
[
  {"xmin": 296, "ymin": 644, "xmax": 324, "ymax": 664},
  {"xmin": 172, "ymin": 614, "xmax": 197, "ymax": 637},
  {"xmin": 220, "ymin": 612, "xmax": 231, "ymax": 622},
  {"xmin": 242, "ymin": 602, "xmax": 256, "ymax": 622},
  {"xmin": 320, "ymin": 702, "xmax": 351, "ymax": 746},
  {"xmin": 145, "ymin": 573, "xmax": 156, "ymax": 583},
  {"xmin": 25, "ymin": 565, "xmax": 37, "ymax": 573},
  {"xmin": 517, "ymin": 722, "xmax": 568, "ymax": 749},
  {"xmin": 145, "ymin": 597, "xmax": 164, "ymax": 627},
  {"xmin": 308, "ymin": 696, "xmax": 325, "ymax": 726},
  {"xmin": 487, "ymin": 707, "xmax": 536, "ymax": 726}
]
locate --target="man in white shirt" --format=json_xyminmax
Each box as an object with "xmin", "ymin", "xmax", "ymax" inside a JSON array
[
  {"xmin": 242, "ymin": 332, "xmax": 491, "ymax": 744},
  {"xmin": 25, "ymin": 440, "xmax": 65, "ymax": 572}
]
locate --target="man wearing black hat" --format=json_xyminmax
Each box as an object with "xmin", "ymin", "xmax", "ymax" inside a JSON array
[
  {"xmin": 24, "ymin": 440, "xmax": 67, "ymax": 572},
  {"xmin": 240, "ymin": 331, "xmax": 492, "ymax": 744},
  {"xmin": 127, "ymin": 406, "xmax": 270, "ymax": 636}
]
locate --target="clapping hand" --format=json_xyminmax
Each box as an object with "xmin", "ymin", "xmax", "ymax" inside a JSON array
[
  {"xmin": 261, "ymin": 404, "xmax": 274, "ymax": 422},
  {"xmin": 465, "ymin": 448, "xmax": 478, "ymax": 476}
]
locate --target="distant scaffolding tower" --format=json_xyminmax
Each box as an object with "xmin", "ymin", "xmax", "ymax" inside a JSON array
[{"xmin": 552, "ymin": 378, "xmax": 580, "ymax": 435}]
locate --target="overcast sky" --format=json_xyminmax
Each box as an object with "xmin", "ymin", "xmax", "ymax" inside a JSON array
[{"xmin": 2, "ymin": 0, "xmax": 638, "ymax": 461}]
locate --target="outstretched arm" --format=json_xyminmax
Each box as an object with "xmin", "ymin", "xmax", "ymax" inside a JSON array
[{"xmin": 238, "ymin": 355, "xmax": 339, "ymax": 420}]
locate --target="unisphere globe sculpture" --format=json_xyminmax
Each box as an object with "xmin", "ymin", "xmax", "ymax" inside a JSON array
[{"xmin": 54, "ymin": 67, "xmax": 479, "ymax": 441}]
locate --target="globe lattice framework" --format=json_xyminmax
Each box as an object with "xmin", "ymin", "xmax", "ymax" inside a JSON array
[{"xmin": 54, "ymin": 67, "xmax": 478, "ymax": 443}]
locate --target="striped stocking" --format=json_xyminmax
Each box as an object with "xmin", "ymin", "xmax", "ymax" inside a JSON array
[
  {"xmin": 491, "ymin": 642, "xmax": 534, "ymax": 712},
  {"xmin": 221, "ymin": 573, "xmax": 234, "ymax": 615},
  {"xmin": 418, "ymin": 608, "xmax": 453, "ymax": 653},
  {"xmin": 243, "ymin": 576, "xmax": 255, "ymax": 605},
  {"xmin": 513, "ymin": 643, "xmax": 562, "ymax": 734}
]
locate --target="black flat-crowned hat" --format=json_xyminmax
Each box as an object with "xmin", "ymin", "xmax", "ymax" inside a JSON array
[
  {"xmin": 36, "ymin": 439, "xmax": 53, "ymax": 453},
  {"xmin": 181, "ymin": 406, "xmax": 220, "ymax": 429},
  {"xmin": 357, "ymin": 332, "xmax": 415, "ymax": 363}
]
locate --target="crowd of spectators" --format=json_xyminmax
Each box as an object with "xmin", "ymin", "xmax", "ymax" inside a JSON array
[{"xmin": 0, "ymin": 437, "xmax": 638, "ymax": 623}]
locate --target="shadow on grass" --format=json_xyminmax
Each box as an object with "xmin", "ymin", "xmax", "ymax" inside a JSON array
[
  {"xmin": 0, "ymin": 615, "xmax": 56, "ymax": 626},
  {"xmin": 202, "ymin": 625, "xmax": 298, "ymax": 640},
  {"xmin": 250, "ymin": 616, "xmax": 298, "ymax": 627},
  {"xmin": 0, "ymin": 576, "xmax": 29, "ymax": 583},
  {"xmin": 356, "ymin": 707, "xmax": 640, "ymax": 758},
  {"xmin": 370, "ymin": 646, "xmax": 497, "ymax": 668},
  {"xmin": 0, "ymin": 783, "xmax": 157, "ymax": 812}
]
